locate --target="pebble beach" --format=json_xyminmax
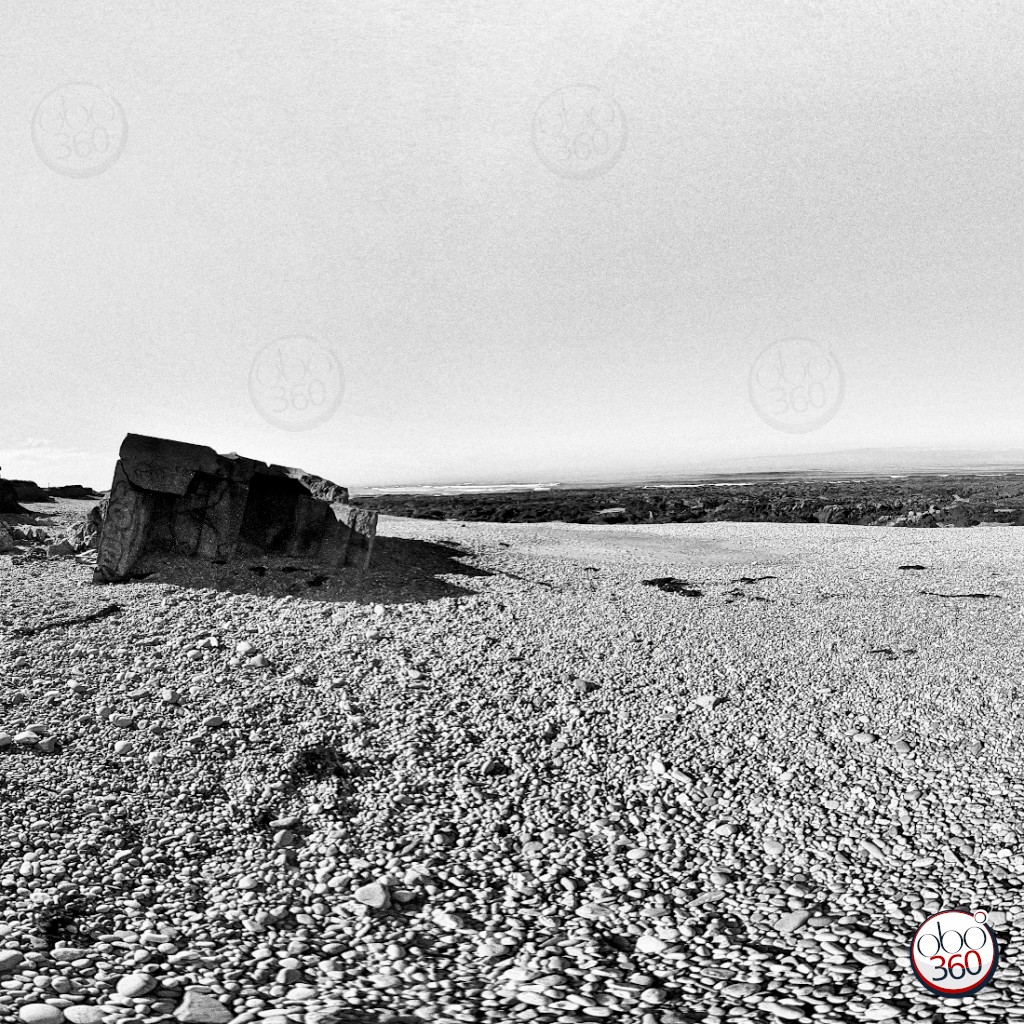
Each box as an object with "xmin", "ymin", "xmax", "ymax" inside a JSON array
[{"xmin": 1, "ymin": 502, "xmax": 1023, "ymax": 1024}]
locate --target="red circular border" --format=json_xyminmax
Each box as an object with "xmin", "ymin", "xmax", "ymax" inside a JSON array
[{"xmin": 910, "ymin": 910, "xmax": 999, "ymax": 997}]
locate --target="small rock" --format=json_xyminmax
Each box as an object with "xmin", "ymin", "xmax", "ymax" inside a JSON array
[
  {"xmin": 353, "ymin": 883, "xmax": 390, "ymax": 909},
  {"xmin": 62, "ymin": 1008, "xmax": 106, "ymax": 1024},
  {"xmin": 0, "ymin": 949, "xmax": 25, "ymax": 972},
  {"xmin": 432, "ymin": 910, "xmax": 465, "ymax": 930},
  {"xmin": 50, "ymin": 948, "xmax": 88, "ymax": 963},
  {"xmin": 173, "ymin": 989, "xmax": 233, "ymax": 1023},
  {"xmin": 773, "ymin": 910, "xmax": 812, "ymax": 934},
  {"xmin": 693, "ymin": 694, "xmax": 722, "ymax": 710},
  {"xmin": 639, "ymin": 988, "xmax": 667, "ymax": 1005},
  {"xmin": 853, "ymin": 732, "xmax": 877, "ymax": 745},
  {"xmin": 863, "ymin": 1005, "xmax": 902, "ymax": 1022},
  {"xmin": 17, "ymin": 1007, "xmax": 63, "ymax": 1024},
  {"xmin": 116, "ymin": 973, "xmax": 158, "ymax": 997},
  {"xmin": 14, "ymin": 731, "xmax": 39, "ymax": 746},
  {"xmin": 723, "ymin": 982, "xmax": 762, "ymax": 997},
  {"xmin": 635, "ymin": 934, "xmax": 668, "ymax": 955},
  {"xmin": 757, "ymin": 1002, "xmax": 804, "ymax": 1021},
  {"xmin": 113, "ymin": 740, "xmax": 134, "ymax": 756}
]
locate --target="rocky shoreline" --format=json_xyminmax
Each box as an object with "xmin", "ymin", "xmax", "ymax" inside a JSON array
[{"xmin": 357, "ymin": 475, "xmax": 1024, "ymax": 529}]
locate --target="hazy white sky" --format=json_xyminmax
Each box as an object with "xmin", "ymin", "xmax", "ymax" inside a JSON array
[{"xmin": 4, "ymin": 0, "xmax": 1024, "ymax": 489}]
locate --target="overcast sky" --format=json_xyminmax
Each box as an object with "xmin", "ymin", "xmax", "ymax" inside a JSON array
[{"xmin": 4, "ymin": 0, "xmax": 1024, "ymax": 489}]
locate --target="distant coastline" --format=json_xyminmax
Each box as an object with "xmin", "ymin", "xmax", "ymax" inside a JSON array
[{"xmin": 352, "ymin": 467, "xmax": 1024, "ymax": 497}]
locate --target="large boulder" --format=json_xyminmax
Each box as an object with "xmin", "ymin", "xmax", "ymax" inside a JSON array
[{"xmin": 93, "ymin": 434, "xmax": 375, "ymax": 583}]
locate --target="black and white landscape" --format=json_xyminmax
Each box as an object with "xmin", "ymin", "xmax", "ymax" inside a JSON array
[{"xmin": 4, "ymin": 3, "xmax": 1024, "ymax": 1024}]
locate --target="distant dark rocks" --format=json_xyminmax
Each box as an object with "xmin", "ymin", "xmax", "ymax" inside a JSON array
[
  {"xmin": 591, "ymin": 506, "xmax": 628, "ymax": 524},
  {"xmin": 48, "ymin": 484, "xmax": 102, "ymax": 499},
  {"xmin": 0, "ymin": 471, "xmax": 25, "ymax": 512},
  {"xmin": 944, "ymin": 504, "xmax": 981, "ymax": 528},
  {"xmin": 884, "ymin": 511, "xmax": 938, "ymax": 528},
  {"xmin": 8, "ymin": 479, "xmax": 52, "ymax": 503},
  {"xmin": 897, "ymin": 565, "xmax": 927, "ymax": 571},
  {"xmin": 642, "ymin": 577, "xmax": 703, "ymax": 597},
  {"xmin": 362, "ymin": 477, "xmax": 1024, "ymax": 530}
]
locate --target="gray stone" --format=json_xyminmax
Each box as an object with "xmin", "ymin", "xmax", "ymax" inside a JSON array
[
  {"xmin": 93, "ymin": 433, "xmax": 376, "ymax": 582},
  {"xmin": 354, "ymin": 883, "xmax": 390, "ymax": 909},
  {"xmin": 65, "ymin": 502, "xmax": 105, "ymax": 552},
  {"xmin": 0, "ymin": 949, "xmax": 24, "ymax": 972},
  {"xmin": 773, "ymin": 910, "xmax": 812, "ymax": 934},
  {"xmin": 174, "ymin": 989, "xmax": 233, "ymax": 1023},
  {"xmin": 17, "ymin": 1007, "xmax": 63, "ymax": 1024},
  {"xmin": 116, "ymin": 973, "xmax": 158, "ymax": 997},
  {"xmin": 62, "ymin": 1008, "xmax": 106, "ymax": 1024}
]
